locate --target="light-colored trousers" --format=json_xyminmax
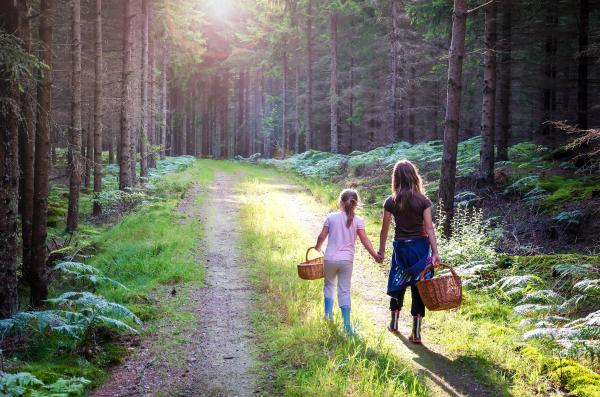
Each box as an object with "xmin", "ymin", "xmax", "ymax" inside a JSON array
[{"xmin": 323, "ymin": 260, "xmax": 353, "ymax": 308}]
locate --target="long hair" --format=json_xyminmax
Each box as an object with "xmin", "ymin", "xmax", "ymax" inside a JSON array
[
  {"xmin": 391, "ymin": 160, "xmax": 425, "ymax": 211},
  {"xmin": 339, "ymin": 189, "xmax": 359, "ymax": 228}
]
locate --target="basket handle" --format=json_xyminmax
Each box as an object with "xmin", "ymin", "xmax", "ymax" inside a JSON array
[
  {"xmin": 417, "ymin": 263, "xmax": 459, "ymax": 282},
  {"xmin": 305, "ymin": 247, "xmax": 323, "ymax": 262}
]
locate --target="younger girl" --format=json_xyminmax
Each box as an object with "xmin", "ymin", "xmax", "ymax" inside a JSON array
[
  {"xmin": 315, "ymin": 189, "xmax": 381, "ymax": 333},
  {"xmin": 378, "ymin": 160, "xmax": 441, "ymax": 343}
]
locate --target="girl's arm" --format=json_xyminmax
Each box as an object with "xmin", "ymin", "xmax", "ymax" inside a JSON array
[
  {"xmin": 423, "ymin": 207, "xmax": 441, "ymax": 265},
  {"xmin": 315, "ymin": 226, "xmax": 329, "ymax": 252},
  {"xmin": 357, "ymin": 229, "xmax": 382, "ymax": 262},
  {"xmin": 379, "ymin": 210, "xmax": 392, "ymax": 258}
]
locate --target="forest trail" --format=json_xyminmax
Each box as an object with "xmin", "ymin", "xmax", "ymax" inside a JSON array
[
  {"xmin": 260, "ymin": 173, "xmax": 495, "ymax": 397},
  {"xmin": 93, "ymin": 172, "xmax": 258, "ymax": 396},
  {"xmin": 93, "ymin": 167, "xmax": 493, "ymax": 396}
]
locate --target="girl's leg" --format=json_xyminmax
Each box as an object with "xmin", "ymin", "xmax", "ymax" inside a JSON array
[
  {"xmin": 336, "ymin": 261, "xmax": 353, "ymax": 333},
  {"xmin": 389, "ymin": 288, "xmax": 407, "ymax": 311},
  {"xmin": 409, "ymin": 285, "xmax": 426, "ymax": 317},
  {"xmin": 388, "ymin": 288, "xmax": 406, "ymax": 333},
  {"xmin": 409, "ymin": 285, "xmax": 425, "ymax": 344},
  {"xmin": 323, "ymin": 261, "xmax": 338, "ymax": 320}
]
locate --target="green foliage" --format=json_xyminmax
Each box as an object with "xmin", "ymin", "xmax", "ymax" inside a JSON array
[
  {"xmin": 53, "ymin": 262, "xmax": 128, "ymax": 291},
  {"xmin": 0, "ymin": 33, "xmax": 46, "ymax": 93},
  {"xmin": 0, "ymin": 371, "xmax": 90, "ymax": 397}
]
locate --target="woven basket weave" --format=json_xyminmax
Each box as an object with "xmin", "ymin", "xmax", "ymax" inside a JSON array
[
  {"xmin": 297, "ymin": 247, "xmax": 324, "ymax": 280},
  {"xmin": 416, "ymin": 264, "xmax": 462, "ymax": 311}
]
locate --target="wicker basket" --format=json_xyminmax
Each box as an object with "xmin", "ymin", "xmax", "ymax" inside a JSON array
[
  {"xmin": 297, "ymin": 247, "xmax": 324, "ymax": 280},
  {"xmin": 416, "ymin": 264, "xmax": 462, "ymax": 311}
]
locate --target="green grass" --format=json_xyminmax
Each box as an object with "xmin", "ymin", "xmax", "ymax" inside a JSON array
[
  {"xmin": 277, "ymin": 169, "xmax": 600, "ymax": 397},
  {"xmin": 8, "ymin": 159, "xmax": 213, "ymax": 392},
  {"xmin": 234, "ymin": 165, "xmax": 427, "ymax": 396}
]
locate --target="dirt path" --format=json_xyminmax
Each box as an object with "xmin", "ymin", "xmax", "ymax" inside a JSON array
[
  {"xmin": 266, "ymin": 175, "xmax": 495, "ymax": 397},
  {"xmin": 93, "ymin": 173, "xmax": 258, "ymax": 396}
]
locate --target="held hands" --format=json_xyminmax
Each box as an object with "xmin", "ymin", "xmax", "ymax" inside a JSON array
[{"xmin": 372, "ymin": 251, "xmax": 384, "ymax": 264}]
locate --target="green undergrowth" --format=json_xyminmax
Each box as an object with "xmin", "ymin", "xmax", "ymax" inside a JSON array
[
  {"xmin": 278, "ymin": 170, "xmax": 600, "ymax": 396},
  {"xmin": 236, "ymin": 167, "xmax": 427, "ymax": 396},
  {"xmin": 262, "ymin": 138, "xmax": 599, "ymax": 218},
  {"xmin": 4, "ymin": 159, "xmax": 211, "ymax": 395}
]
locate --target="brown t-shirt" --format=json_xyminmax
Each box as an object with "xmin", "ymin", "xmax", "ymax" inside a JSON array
[{"xmin": 384, "ymin": 193, "xmax": 432, "ymax": 240}]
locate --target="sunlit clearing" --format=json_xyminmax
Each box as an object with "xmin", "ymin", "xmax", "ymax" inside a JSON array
[{"xmin": 207, "ymin": 0, "xmax": 232, "ymax": 19}]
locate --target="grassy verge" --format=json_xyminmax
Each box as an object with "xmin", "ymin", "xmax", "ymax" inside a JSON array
[
  {"xmin": 280, "ymin": 170, "xmax": 600, "ymax": 397},
  {"xmin": 233, "ymin": 165, "xmax": 426, "ymax": 396},
  {"xmin": 6, "ymin": 160, "xmax": 212, "ymax": 392}
]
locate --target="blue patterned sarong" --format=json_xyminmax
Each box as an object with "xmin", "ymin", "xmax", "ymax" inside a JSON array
[{"xmin": 387, "ymin": 237, "xmax": 434, "ymax": 295}]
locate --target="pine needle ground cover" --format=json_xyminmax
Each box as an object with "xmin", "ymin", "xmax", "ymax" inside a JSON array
[{"xmin": 2, "ymin": 158, "xmax": 211, "ymax": 396}]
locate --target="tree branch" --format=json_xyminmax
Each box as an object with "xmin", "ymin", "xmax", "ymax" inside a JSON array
[{"xmin": 467, "ymin": 0, "xmax": 495, "ymax": 15}]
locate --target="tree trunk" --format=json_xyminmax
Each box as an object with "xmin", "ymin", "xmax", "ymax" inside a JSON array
[
  {"xmin": 160, "ymin": 42, "xmax": 168, "ymax": 159},
  {"xmin": 294, "ymin": 64, "xmax": 300, "ymax": 153},
  {"xmin": 17, "ymin": 1, "xmax": 36, "ymax": 283},
  {"xmin": 478, "ymin": 1, "xmax": 497, "ymax": 186},
  {"xmin": 84, "ymin": 115, "xmax": 93, "ymax": 190},
  {"xmin": 237, "ymin": 68, "xmax": 245, "ymax": 156},
  {"xmin": 212, "ymin": 73, "xmax": 221, "ymax": 158},
  {"xmin": 66, "ymin": 0, "xmax": 82, "ymax": 232},
  {"xmin": 577, "ymin": 0, "xmax": 589, "ymax": 130},
  {"xmin": 282, "ymin": 51, "xmax": 288, "ymax": 154},
  {"xmin": 0, "ymin": 2, "xmax": 20, "ymax": 318},
  {"xmin": 541, "ymin": 9, "xmax": 558, "ymax": 135},
  {"xmin": 408, "ymin": 66, "xmax": 416, "ymax": 143},
  {"xmin": 496, "ymin": 0, "xmax": 511, "ymax": 161},
  {"xmin": 304, "ymin": 0, "xmax": 313, "ymax": 150},
  {"xmin": 140, "ymin": 0, "xmax": 149, "ymax": 177},
  {"xmin": 31, "ymin": 0, "xmax": 56, "ymax": 307},
  {"xmin": 391, "ymin": 0, "xmax": 402, "ymax": 142},
  {"xmin": 119, "ymin": 0, "xmax": 133, "ymax": 189},
  {"xmin": 349, "ymin": 52, "xmax": 354, "ymax": 152},
  {"xmin": 93, "ymin": 0, "xmax": 103, "ymax": 216},
  {"xmin": 329, "ymin": 13, "xmax": 339, "ymax": 153},
  {"xmin": 439, "ymin": 0, "xmax": 467, "ymax": 235}
]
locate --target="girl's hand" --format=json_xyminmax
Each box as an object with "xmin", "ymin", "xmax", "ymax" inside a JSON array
[{"xmin": 431, "ymin": 253, "xmax": 442, "ymax": 266}]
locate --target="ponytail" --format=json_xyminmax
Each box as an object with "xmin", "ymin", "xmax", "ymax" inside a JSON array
[{"xmin": 339, "ymin": 189, "xmax": 359, "ymax": 228}]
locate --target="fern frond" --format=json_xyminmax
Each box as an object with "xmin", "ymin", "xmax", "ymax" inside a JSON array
[{"xmin": 517, "ymin": 290, "xmax": 565, "ymax": 305}]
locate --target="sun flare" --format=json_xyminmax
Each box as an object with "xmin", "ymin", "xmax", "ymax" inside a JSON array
[{"xmin": 206, "ymin": 0, "xmax": 232, "ymax": 19}]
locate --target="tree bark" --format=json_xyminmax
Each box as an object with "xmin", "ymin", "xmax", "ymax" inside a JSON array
[
  {"xmin": 119, "ymin": 0, "xmax": 133, "ymax": 189},
  {"xmin": 66, "ymin": 0, "xmax": 82, "ymax": 232},
  {"xmin": 92, "ymin": 0, "xmax": 103, "ymax": 216},
  {"xmin": 160, "ymin": 42, "xmax": 168, "ymax": 159},
  {"xmin": 282, "ymin": 52, "xmax": 288, "ymax": 154},
  {"xmin": 439, "ymin": 0, "xmax": 467, "ymax": 235},
  {"xmin": 140, "ymin": 0, "xmax": 149, "ymax": 176},
  {"xmin": 577, "ymin": 0, "xmax": 589, "ymax": 130},
  {"xmin": 496, "ymin": 0, "xmax": 511, "ymax": 161},
  {"xmin": 294, "ymin": 64, "xmax": 300, "ymax": 153},
  {"xmin": 408, "ymin": 66, "xmax": 416, "ymax": 143},
  {"xmin": 541, "ymin": 8, "xmax": 557, "ymax": 135},
  {"xmin": 329, "ymin": 13, "xmax": 339, "ymax": 153},
  {"xmin": 237, "ymin": 68, "xmax": 245, "ymax": 156},
  {"xmin": 304, "ymin": 0, "xmax": 313, "ymax": 150},
  {"xmin": 0, "ymin": 2, "xmax": 20, "ymax": 318},
  {"xmin": 17, "ymin": 0, "xmax": 36, "ymax": 283},
  {"xmin": 31, "ymin": 0, "xmax": 56, "ymax": 307},
  {"xmin": 391, "ymin": 0, "xmax": 402, "ymax": 142},
  {"xmin": 212, "ymin": 73, "xmax": 221, "ymax": 158},
  {"xmin": 478, "ymin": 0, "xmax": 497, "ymax": 186}
]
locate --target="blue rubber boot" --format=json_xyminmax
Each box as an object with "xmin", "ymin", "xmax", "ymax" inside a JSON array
[
  {"xmin": 340, "ymin": 306, "xmax": 352, "ymax": 333},
  {"xmin": 324, "ymin": 297, "xmax": 334, "ymax": 320}
]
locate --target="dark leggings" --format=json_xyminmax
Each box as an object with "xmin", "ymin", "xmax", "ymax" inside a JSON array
[{"xmin": 389, "ymin": 285, "xmax": 425, "ymax": 317}]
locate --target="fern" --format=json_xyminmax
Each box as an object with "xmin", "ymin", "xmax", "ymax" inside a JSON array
[
  {"xmin": 491, "ymin": 275, "xmax": 543, "ymax": 291},
  {"xmin": 0, "ymin": 371, "xmax": 90, "ymax": 397},
  {"xmin": 53, "ymin": 262, "xmax": 128, "ymax": 290},
  {"xmin": 517, "ymin": 290, "xmax": 565, "ymax": 305},
  {"xmin": 573, "ymin": 279, "xmax": 600, "ymax": 296}
]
